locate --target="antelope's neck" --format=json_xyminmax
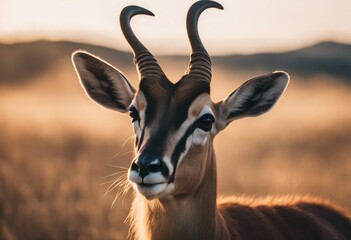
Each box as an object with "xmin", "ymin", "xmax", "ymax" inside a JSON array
[{"xmin": 130, "ymin": 148, "xmax": 230, "ymax": 240}]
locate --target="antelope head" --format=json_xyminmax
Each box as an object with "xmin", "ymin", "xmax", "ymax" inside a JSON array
[{"xmin": 72, "ymin": 1, "xmax": 289, "ymax": 200}]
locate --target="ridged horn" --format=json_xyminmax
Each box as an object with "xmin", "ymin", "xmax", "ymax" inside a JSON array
[
  {"xmin": 120, "ymin": 6, "xmax": 164, "ymax": 80},
  {"xmin": 186, "ymin": 1, "xmax": 223, "ymax": 82}
]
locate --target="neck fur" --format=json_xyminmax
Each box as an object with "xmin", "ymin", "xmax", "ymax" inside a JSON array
[{"xmin": 128, "ymin": 145, "xmax": 230, "ymax": 240}]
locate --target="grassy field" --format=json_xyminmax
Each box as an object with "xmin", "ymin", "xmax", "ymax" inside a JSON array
[{"xmin": 0, "ymin": 58, "xmax": 350, "ymax": 239}]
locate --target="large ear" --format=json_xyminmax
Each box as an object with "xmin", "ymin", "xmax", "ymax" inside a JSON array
[
  {"xmin": 215, "ymin": 71, "xmax": 289, "ymax": 130},
  {"xmin": 72, "ymin": 51, "xmax": 136, "ymax": 113}
]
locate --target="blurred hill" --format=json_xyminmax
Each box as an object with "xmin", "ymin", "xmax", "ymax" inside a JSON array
[
  {"xmin": 0, "ymin": 41, "xmax": 132, "ymax": 84},
  {"xmin": 1, "ymin": 40, "xmax": 351, "ymax": 84},
  {"xmin": 214, "ymin": 41, "xmax": 351, "ymax": 81}
]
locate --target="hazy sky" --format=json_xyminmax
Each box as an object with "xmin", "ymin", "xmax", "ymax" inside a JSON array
[{"xmin": 1, "ymin": 0, "xmax": 351, "ymax": 55}]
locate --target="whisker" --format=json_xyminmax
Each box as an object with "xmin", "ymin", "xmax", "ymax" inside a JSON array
[
  {"xmin": 105, "ymin": 174, "xmax": 128, "ymax": 196},
  {"xmin": 122, "ymin": 134, "xmax": 135, "ymax": 149},
  {"xmin": 111, "ymin": 177, "xmax": 132, "ymax": 207},
  {"xmin": 102, "ymin": 154, "xmax": 135, "ymax": 207},
  {"xmin": 104, "ymin": 180, "xmax": 119, "ymax": 196},
  {"xmin": 112, "ymin": 186, "xmax": 125, "ymax": 207},
  {"xmin": 100, "ymin": 172, "xmax": 127, "ymax": 185},
  {"xmin": 110, "ymin": 150, "xmax": 133, "ymax": 161},
  {"xmin": 121, "ymin": 182, "xmax": 132, "ymax": 204},
  {"xmin": 104, "ymin": 164, "xmax": 128, "ymax": 170},
  {"xmin": 108, "ymin": 135, "xmax": 134, "ymax": 161},
  {"xmin": 100, "ymin": 179, "xmax": 118, "ymax": 186},
  {"xmin": 102, "ymin": 170, "xmax": 127, "ymax": 179}
]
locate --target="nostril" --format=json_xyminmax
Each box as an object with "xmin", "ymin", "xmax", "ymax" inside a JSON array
[
  {"xmin": 148, "ymin": 160, "xmax": 162, "ymax": 173},
  {"xmin": 131, "ymin": 161, "xmax": 140, "ymax": 172},
  {"xmin": 133, "ymin": 158, "xmax": 163, "ymax": 178}
]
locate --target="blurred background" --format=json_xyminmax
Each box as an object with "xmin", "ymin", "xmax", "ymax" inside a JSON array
[{"xmin": 1, "ymin": 0, "xmax": 351, "ymax": 239}]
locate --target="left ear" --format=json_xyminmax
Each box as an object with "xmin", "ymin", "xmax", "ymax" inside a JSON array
[
  {"xmin": 215, "ymin": 71, "xmax": 289, "ymax": 130},
  {"xmin": 72, "ymin": 51, "xmax": 136, "ymax": 113}
]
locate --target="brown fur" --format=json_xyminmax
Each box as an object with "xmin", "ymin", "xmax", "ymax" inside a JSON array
[
  {"xmin": 219, "ymin": 196, "xmax": 351, "ymax": 240},
  {"xmin": 70, "ymin": 3, "xmax": 351, "ymax": 240},
  {"xmin": 72, "ymin": 17, "xmax": 351, "ymax": 240},
  {"xmin": 128, "ymin": 141, "xmax": 351, "ymax": 240}
]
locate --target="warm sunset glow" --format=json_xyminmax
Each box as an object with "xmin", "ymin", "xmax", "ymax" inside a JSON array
[
  {"xmin": 2, "ymin": 1, "xmax": 351, "ymax": 239},
  {"xmin": 1, "ymin": 0, "xmax": 351, "ymax": 54}
]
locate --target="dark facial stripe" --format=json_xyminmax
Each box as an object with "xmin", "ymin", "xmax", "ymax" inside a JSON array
[
  {"xmin": 169, "ymin": 122, "xmax": 197, "ymax": 182},
  {"xmin": 139, "ymin": 77, "xmax": 173, "ymax": 127},
  {"xmin": 137, "ymin": 127, "xmax": 145, "ymax": 150},
  {"xmin": 135, "ymin": 136, "xmax": 139, "ymax": 147},
  {"xmin": 173, "ymin": 78, "xmax": 210, "ymax": 129}
]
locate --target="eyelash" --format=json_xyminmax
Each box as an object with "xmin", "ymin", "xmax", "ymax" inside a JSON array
[{"xmin": 129, "ymin": 106, "xmax": 140, "ymax": 123}]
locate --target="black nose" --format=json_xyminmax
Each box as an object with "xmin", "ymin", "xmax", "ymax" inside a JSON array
[{"xmin": 131, "ymin": 158, "xmax": 162, "ymax": 178}]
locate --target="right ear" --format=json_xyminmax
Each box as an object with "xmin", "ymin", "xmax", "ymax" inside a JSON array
[
  {"xmin": 214, "ymin": 71, "xmax": 289, "ymax": 132},
  {"xmin": 72, "ymin": 51, "xmax": 136, "ymax": 113}
]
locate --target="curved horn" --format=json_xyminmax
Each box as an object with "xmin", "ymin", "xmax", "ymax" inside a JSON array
[
  {"xmin": 186, "ymin": 1, "xmax": 223, "ymax": 82},
  {"xmin": 120, "ymin": 6, "xmax": 164, "ymax": 80}
]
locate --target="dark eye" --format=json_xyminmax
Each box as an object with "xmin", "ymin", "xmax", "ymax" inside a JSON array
[
  {"xmin": 129, "ymin": 106, "xmax": 139, "ymax": 123},
  {"xmin": 197, "ymin": 114, "xmax": 215, "ymax": 132}
]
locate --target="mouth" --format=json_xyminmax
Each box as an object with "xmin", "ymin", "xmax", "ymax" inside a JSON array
[
  {"xmin": 128, "ymin": 170, "xmax": 174, "ymax": 199},
  {"xmin": 137, "ymin": 182, "xmax": 164, "ymax": 187},
  {"xmin": 134, "ymin": 182, "xmax": 169, "ymax": 199}
]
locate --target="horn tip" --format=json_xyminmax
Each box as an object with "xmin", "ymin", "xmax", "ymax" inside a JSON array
[
  {"xmin": 121, "ymin": 5, "xmax": 155, "ymax": 17},
  {"xmin": 140, "ymin": 7, "xmax": 155, "ymax": 17},
  {"xmin": 196, "ymin": 1, "xmax": 224, "ymax": 10},
  {"xmin": 208, "ymin": 1, "xmax": 224, "ymax": 10}
]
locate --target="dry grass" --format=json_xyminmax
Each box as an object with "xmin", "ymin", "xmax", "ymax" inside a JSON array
[{"xmin": 0, "ymin": 59, "xmax": 350, "ymax": 239}]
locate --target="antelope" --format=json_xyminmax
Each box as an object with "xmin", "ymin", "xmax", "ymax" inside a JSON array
[{"xmin": 72, "ymin": 1, "xmax": 351, "ymax": 239}]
